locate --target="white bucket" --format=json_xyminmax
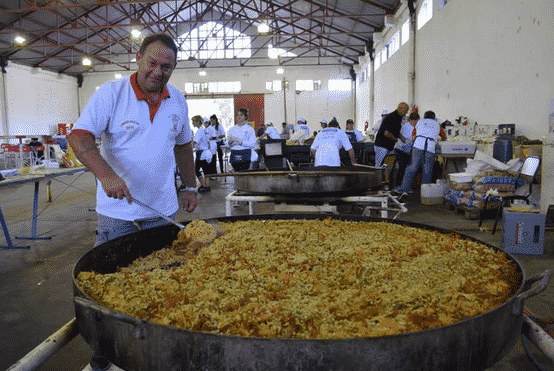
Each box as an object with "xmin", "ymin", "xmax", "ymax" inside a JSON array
[{"xmin": 421, "ymin": 183, "xmax": 445, "ymax": 205}]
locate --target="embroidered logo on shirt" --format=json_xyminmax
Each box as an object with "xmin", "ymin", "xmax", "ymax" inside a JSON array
[
  {"xmin": 169, "ymin": 114, "xmax": 180, "ymax": 132},
  {"xmin": 121, "ymin": 120, "xmax": 140, "ymax": 131}
]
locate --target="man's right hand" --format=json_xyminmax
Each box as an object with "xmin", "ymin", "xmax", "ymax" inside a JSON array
[{"xmin": 99, "ymin": 175, "xmax": 132, "ymax": 203}]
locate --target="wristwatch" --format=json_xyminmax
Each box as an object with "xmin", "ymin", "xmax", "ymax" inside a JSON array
[{"xmin": 183, "ymin": 186, "xmax": 198, "ymax": 193}]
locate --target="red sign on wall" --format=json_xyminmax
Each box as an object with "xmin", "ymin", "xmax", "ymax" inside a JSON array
[{"xmin": 234, "ymin": 94, "xmax": 264, "ymax": 130}]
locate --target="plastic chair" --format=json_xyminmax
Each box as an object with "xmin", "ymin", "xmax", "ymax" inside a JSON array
[{"xmin": 478, "ymin": 156, "xmax": 541, "ymax": 234}]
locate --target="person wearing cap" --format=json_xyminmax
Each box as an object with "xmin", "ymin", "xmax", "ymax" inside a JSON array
[
  {"xmin": 345, "ymin": 119, "xmax": 363, "ymax": 143},
  {"xmin": 320, "ymin": 119, "xmax": 328, "ymax": 130},
  {"xmin": 295, "ymin": 117, "xmax": 310, "ymax": 137},
  {"xmin": 310, "ymin": 117, "xmax": 356, "ymax": 167},
  {"xmin": 373, "ymin": 110, "xmax": 388, "ymax": 137}
]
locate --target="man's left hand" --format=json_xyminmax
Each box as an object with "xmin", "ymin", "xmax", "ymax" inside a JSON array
[{"xmin": 182, "ymin": 192, "xmax": 197, "ymax": 213}]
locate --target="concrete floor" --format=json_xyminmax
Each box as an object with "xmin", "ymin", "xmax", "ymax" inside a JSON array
[{"xmin": 0, "ymin": 171, "xmax": 553, "ymax": 371}]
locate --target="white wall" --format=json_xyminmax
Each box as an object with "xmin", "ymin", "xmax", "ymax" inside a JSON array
[
  {"xmin": 0, "ymin": 64, "xmax": 78, "ymax": 136},
  {"xmin": 367, "ymin": 0, "xmax": 554, "ymax": 139},
  {"xmin": 79, "ymin": 64, "xmax": 354, "ymax": 136}
]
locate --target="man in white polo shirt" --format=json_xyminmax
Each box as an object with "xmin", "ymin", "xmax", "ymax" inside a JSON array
[{"xmin": 69, "ymin": 34, "xmax": 197, "ymax": 246}]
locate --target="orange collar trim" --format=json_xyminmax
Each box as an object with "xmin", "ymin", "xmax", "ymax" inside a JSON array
[{"xmin": 130, "ymin": 72, "xmax": 170, "ymax": 102}]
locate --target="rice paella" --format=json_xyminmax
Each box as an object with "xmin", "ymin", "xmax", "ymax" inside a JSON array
[{"xmin": 76, "ymin": 218, "xmax": 518, "ymax": 339}]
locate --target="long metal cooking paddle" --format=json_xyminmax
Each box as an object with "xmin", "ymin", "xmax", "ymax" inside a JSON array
[{"xmin": 131, "ymin": 197, "xmax": 185, "ymax": 229}]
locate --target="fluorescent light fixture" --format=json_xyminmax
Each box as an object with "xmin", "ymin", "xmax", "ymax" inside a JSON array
[
  {"xmin": 14, "ymin": 35, "xmax": 26, "ymax": 45},
  {"xmin": 199, "ymin": 70, "xmax": 206, "ymax": 76},
  {"xmin": 131, "ymin": 29, "xmax": 142, "ymax": 39},
  {"xmin": 82, "ymin": 56, "xmax": 92, "ymax": 66},
  {"xmin": 276, "ymin": 67, "xmax": 284, "ymax": 75},
  {"xmin": 258, "ymin": 23, "xmax": 270, "ymax": 33},
  {"xmin": 115, "ymin": 73, "xmax": 122, "ymax": 79}
]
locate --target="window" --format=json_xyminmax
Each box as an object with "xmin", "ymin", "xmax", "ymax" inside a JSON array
[
  {"xmin": 184, "ymin": 81, "xmax": 241, "ymax": 94},
  {"xmin": 328, "ymin": 79, "xmax": 351, "ymax": 91},
  {"xmin": 178, "ymin": 21, "xmax": 251, "ymax": 60},
  {"xmin": 387, "ymin": 31, "xmax": 400, "ymax": 57},
  {"xmin": 266, "ymin": 80, "xmax": 289, "ymax": 91},
  {"xmin": 418, "ymin": 0, "xmax": 433, "ymax": 30},
  {"xmin": 268, "ymin": 44, "xmax": 297, "ymax": 59},
  {"xmin": 402, "ymin": 19, "xmax": 410, "ymax": 45},
  {"xmin": 374, "ymin": 51, "xmax": 381, "ymax": 70},
  {"xmin": 296, "ymin": 79, "xmax": 322, "ymax": 91},
  {"xmin": 381, "ymin": 47, "xmax": 388, "ymax": 64}
]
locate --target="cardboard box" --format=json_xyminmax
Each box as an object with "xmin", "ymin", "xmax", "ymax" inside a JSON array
[{"xmin": 513, "ymin": 144, "xmax": 542, "ymax": 159}]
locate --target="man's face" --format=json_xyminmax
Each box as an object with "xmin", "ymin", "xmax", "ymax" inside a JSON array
[
  {"xmin": 136, "ymin": 41, "xmax": 176, "ymax": 93},
  {"xmin": 398, "ymin": 104, "xmax": 409, "ymax": 117},
  {"xmin": 347, "ymin": 123, "xmax": 354, "ymax": 130}
]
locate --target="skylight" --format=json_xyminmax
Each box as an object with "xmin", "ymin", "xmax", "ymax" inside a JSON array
[{"xmin": 178, "ymin": 21, "xmax": 251, "ymax": 60}]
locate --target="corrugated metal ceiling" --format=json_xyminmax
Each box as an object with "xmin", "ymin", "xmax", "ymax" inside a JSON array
[{"xmin": 0, "ymin": 0, "xmax": 401, "ymax": 76}]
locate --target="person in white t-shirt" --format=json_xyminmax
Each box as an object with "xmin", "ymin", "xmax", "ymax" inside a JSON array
[
  {"xmin": 203, "ymin": 116, "xmax": 218, "ymax": 174},
  {"xmin": 295, "ymin": 117, "xmax": 311, "ymax": 137},
  {"xmin": 192, "ymin": 116, "xmax": 216, "ymax": 193},
  {"xmin": 67, "ymin": 33, "xmax": 197, "ymax": 371},
  {"xmin": 259, "ymin": 122, "xmax": 281, "ymax": 139},
  {"xmin": 227, "ymin": 108, "xmax": 258, "ymax": 171},
  {"xmin": 310, "ymin": 118, "xmax": 356, "ymax": 167},
  {"xmin": 395, "ymin": 110, "xmax": 447, "ymax": 194},
  {"xmin": 394, "ymin": 111, "xmax": 419, "ymax": 188}
]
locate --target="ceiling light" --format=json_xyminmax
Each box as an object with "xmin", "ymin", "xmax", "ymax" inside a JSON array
[
  {"xmin": 14, "ymin": 35, "xmax": 26, "ymax": 45},
  {"xmin": 115, "ymin": 73, "xmax": 122, "ymax": 79},
  {"xmin": 199, "ymin": 70, "xmax": 206, "ymax": 76},
  {"xmin": 82, "ymin": 56, "xmax": 92, "ymax": 67},
  {"xmin": 276, "ymin": 67, "xmax": 284, "ymax": 75},
  {"xmin": 131, "ymin": 29, "xmax": 142, "ymax": 39},
  {"xmin": 258, "ymin": 23, "xmax": 270, "ymax": 34}
]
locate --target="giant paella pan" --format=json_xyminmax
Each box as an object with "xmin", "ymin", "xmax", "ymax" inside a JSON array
[
  {"xmin": 73, "ymin": 214, "xmax": 551, "ymax": 371},
  {"xmin": 230, "ymin": 166, "xmax": 384, "ymax": 195}
]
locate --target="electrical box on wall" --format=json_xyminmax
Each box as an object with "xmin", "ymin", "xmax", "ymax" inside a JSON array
[{"xmin": 502, "ymin": 209, "xmax": 545, "ymax": 255}]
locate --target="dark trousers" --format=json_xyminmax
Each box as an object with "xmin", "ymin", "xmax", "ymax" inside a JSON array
[
  {"xmin": 394, "ymin": 150, "xmax": 411, "ymax": 188},
  {"xmin": 216, "ymin": 142, "xmax": 224, "ymax": 173}
]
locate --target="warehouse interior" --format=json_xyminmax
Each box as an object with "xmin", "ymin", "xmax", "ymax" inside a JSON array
[{"xmin": 1, "ymin": 0, "xmax": 554, "ymax": 370}]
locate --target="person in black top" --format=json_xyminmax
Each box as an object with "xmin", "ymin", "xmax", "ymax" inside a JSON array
[{"xmin": 374, "ymin": 102, "xmax": 409, "ymax": 167}]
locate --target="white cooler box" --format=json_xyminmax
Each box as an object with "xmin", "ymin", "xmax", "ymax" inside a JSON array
[{"xmin": 438, "ymin": 141, "xmax": 476, "ymax": 155}]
